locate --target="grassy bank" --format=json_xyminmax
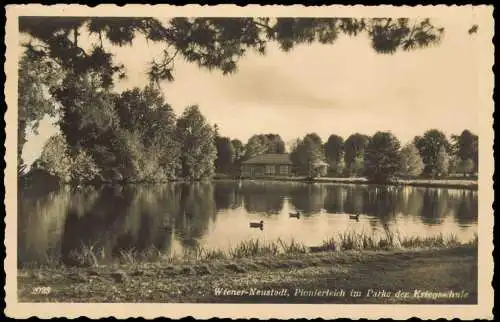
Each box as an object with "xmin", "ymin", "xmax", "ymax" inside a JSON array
[
  {"xmin": 18, "ymin": 232, "xmax": 477, "ymax": 303},
  {"xmin": 18, "ymin": 246, "xmax": 477, "ymax": 303}
]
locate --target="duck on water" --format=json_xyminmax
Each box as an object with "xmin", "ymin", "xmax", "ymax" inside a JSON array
[
  {"xmin": 349, "ymin": 214, "xmax": 360, "ymax": 221},
  {"xmin": 250, "ymin": 220, "xmax": 264, "ymax": 229}
]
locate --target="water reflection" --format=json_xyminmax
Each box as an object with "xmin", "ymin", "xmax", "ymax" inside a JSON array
[
  {"xmin": 59, "ymin": 185, "xmax": 178, "ymax": 265},
  {"xmin": 214, "ymin": 181, "xmax": 242, "ymax": 211},
  {"xmin": 175, "ymin": 183, "xmax": 216, "ymax": 248},
  {"xmin": 452, "ymin": 190, "xmax": 478, "ymax": 226},
  {"xmin": 18, "ymin": 181, "xmax": 478, "ymax": 265},
  {"xmin": 289, "ymin": 185, "xmax": 326, "ymax": 215},
  {"xmin": 241, "ymin": 181, "xmax": 288, "ymax": 215}
]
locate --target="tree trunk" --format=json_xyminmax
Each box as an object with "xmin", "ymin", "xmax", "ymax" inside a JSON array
[{"xmin": 73, "ymin": 27, "xmax": 79, "ymax": 47}]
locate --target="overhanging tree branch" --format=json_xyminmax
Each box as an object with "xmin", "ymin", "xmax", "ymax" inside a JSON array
[{"xmin": 19, "ymin": 16, "xmax": 445, "ymax": 88}]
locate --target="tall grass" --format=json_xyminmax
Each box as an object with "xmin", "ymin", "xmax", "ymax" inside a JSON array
[
  {"xmin": 319, "ymin": 237, "xmax": 337, "ymax": 251},
  {"xmin": 226, "ymin": 238, "xmax": 307, "ymax": 258},
  {"xmin": 399, "ymin": 233, "xmax": 460, "ymax": 248},
  {"xmin": 68, "ymin": 241, "xmax": 102, "ymax": 267},
  {"xmin": 22, "ymin": 230, "xmax": 478, "ymax": 268},
  {"xmin": 332, "ymin": 228, "xmax": 464, "ymax": 251},
  {"xmin": 228, "ymin": 239, "xmax": 280, "ymax": 258},
  {"xmin": 277, "ymin": 238, "xmax": 307, "ymax": 254},
  {"xmin": 182, "ymin": 246, "xmax": 226, "ymax": 261}
]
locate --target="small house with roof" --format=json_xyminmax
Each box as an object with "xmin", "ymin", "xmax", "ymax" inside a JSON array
[{"xmin": 240, "ymin": 153, "xmax": 293, "ymax": 178}]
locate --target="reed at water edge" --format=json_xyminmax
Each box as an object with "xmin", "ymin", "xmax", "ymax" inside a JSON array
[{"xmin": 20, "ymin": 228, "xmax": 478, "ymax": 269}]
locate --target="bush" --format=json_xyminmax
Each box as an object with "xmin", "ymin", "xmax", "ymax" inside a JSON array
[
  {"xmin": 34, "ymin": 134, "xmax": 73, "ymax": 182},
  {"xmin": 70, "ymin": 150, "xmax": 101, "ymax": 183}
]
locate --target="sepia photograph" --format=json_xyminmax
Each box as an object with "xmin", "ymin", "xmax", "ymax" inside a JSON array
[{"xmin": 4, "ymin": 4, "xmax": 494, "ymax": 320}]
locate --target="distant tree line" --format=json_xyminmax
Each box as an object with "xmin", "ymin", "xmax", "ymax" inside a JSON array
[
  {"xmin": 30, "ymin": 97, "xmax": 478, "ymax": 184},
  {"xmin": 289, "ymin": 129, "xmax": 478, "ymax": 182},
  {"xmin": 19, "ymin": 49, "xmax": 477, "ymax": 185},
  {"xmin": 204, "ymin": 128, "xmax": 478, "ymax": 183}
]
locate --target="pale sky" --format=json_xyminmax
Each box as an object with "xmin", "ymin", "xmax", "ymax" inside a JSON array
[{"xmin": 22, "ymin": 13, "xmax": 485, "ymax": 166}]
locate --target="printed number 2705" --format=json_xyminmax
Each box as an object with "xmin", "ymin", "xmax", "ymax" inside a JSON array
[{"xmin": 31, "ymin": 286, "xmax": 51, "ymax": 295}]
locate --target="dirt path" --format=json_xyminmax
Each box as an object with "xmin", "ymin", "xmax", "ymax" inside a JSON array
[{"xmin": 18, "ymin": 246, "xmax": 477, "ymax": 304}]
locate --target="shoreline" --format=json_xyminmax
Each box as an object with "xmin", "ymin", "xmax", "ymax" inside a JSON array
[
  {"xmin": 214, "ymin": 175, "xmax": 478, "ymax": 190},
  {"xmin": 20, "ymin": 173, "xmax": 478, "ymax": 191},
  {"xmin": 18, "ymin": 246, "xmax": 477, "ymax": 303}
]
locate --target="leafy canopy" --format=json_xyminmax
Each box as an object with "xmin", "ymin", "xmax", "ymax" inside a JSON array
[
  {"xmin": 364, "ymin": 131, "xmax": 401, "ymax": 182},
  {"xmin": 20, "ymin": 17, "xmax": 444, "ymax": 87},
  {"xmin": 413, "ymin": 129, "xmax": 450, "ymax": 177},
  {"xmin": 290, "ymin": 133, "xmax": 327, "ymax": 178},
  {"xmin": 399, "ymin": 143, "xmax": 424, "ymax": 178}
]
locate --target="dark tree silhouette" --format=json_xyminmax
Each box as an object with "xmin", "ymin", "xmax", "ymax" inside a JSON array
[
  {"xmin": 290, "ymin": 133, "xmax": 326, "ymax": 178},
  {"xmin": 324, "ymin": 134, "xmax": 344, "ymax": 176},
  {"xmin": 20, "ymin": 17, "xmax": 444, "ymax": 87},
  {"xmin": 344, "ymin": 133, "xmax": 370, "ymax": 176},
  {"xmin": 451, "ymin": 130, "xmax": 479, "ymax": 174},
  {"xmin": 231, "ymin": 139, "xmax": 245, "ymax": 161},
  {"xmin": 413, "ymin": 129, "xmax": 450, "ymax": 177},
  {"xmin": 215, "ymin": 136, "xmax": 235, "ymax": 174},
  {"xmin": 364, "ymin": 132, "xmax": 401, "ymax": 182}
]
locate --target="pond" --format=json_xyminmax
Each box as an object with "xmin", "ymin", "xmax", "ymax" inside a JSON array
[{"xmin": 18, "ymin": 180, "xmax": 478, "ymax": 266}]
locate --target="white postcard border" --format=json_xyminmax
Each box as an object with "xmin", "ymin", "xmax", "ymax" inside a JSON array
[{"xmin": 4, "ymin": 4, "xmax": 494, "ymax": 319}]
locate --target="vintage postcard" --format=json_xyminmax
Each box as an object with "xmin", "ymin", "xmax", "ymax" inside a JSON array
[{"xmin": 4, "ymin": 4, "xmax": 494, "ymax": 319}]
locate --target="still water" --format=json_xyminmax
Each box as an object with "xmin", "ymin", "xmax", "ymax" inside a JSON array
[{"xmin": 18, "ymin": 181, "xmax": 478, "ymax": 265}]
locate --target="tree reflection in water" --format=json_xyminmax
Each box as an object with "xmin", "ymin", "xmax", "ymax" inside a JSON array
[
  {"xmin": 420, "ymin": 189, "xmax": 450, "ymax": 225},
  {"xmin": 214, "ymin": 181, "xmax": 242, "ymax": 211},
  {"xmin": 18, "ymin": 181, "xmax": 478, "ymax": 266},
  {"xmin": 59, "ymin": 185, "xmax": 177, "ymax": 265},
  {"xmin": 18, "ymin": 185, "xmax": 74, "ymax": 266},
  {"xmin": 240, "ymin": 181, "xmax": 288, "ymax": 215},
  {"xmin": 174, "ymin": 182, "xmax": 216, "ymax": 250},
  {"xmin": 289, "ymin": 184, "xmax": 326, "ymax": 215},
  {"xmin": 452, "ymin": 190, "xmax": 478, "ymax": 226},
  {"xmin": 324, "ymin": 185, "xmax": 346, "ymax": 214}
]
